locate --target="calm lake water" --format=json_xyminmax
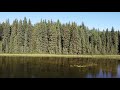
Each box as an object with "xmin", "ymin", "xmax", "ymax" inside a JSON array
[{"xmin": 0, "ymin": 57, "xmax": 120, "ymax": 78}]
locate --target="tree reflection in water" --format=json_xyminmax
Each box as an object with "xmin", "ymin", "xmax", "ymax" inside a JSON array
[{"xmin": 0, "ymin": 57, "xmax": 119, "ymax": 78}]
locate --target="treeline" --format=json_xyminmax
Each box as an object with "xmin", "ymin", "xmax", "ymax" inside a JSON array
[{"xmin": 0, "ymin": 17, "xmax": 120, "ymax": 55}]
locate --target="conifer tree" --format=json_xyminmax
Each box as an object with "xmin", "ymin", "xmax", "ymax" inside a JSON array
[
  {"xmin": 47, "ymin": 20, "xmax": 57, "ymax": 54},
  {"xmin": 0, "ymin": 18, "xmax": 119, "ymax": 55},
  {"xmin": 9, "ymin": 19, "xmax": 18, "ymax": 53},
  {"xmin": 2, "ymin": 20, "xmax": 11, "ymax": 53},
  {"xmin": 17, "ymin": 19, "xmax": 24, "ymax": 53}
]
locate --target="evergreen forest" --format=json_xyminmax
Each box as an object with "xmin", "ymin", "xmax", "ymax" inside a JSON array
[{"xmin": 0, "ymin": 17, "xmax": 120, "ymax": 55}]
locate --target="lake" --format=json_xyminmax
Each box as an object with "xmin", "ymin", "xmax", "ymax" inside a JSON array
[{"xmin": 0, "ymin": 56, "xmax": 120, "ymax": 78}]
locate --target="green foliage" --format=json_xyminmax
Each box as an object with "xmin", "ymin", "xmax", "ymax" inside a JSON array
[
  {"xmin": 17, "ymin": 20, "xmax": 24, "ymax": 53},
  {"xmin": 2, "ymin": 20, "xmax": 11, "ymax": 53},
  {"xmin": 0, "ymin": 18, "xmax": 120, "ymax": 55}
]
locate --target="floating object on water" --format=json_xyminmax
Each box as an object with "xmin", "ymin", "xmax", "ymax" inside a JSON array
[{"xmin": 70, "ymin": 64, "xmax": 97, "ymax": 68}]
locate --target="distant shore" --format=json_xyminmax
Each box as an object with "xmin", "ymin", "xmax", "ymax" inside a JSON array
[{"xmin": 0, "ymin": 54, "xmax": 120, "ymax": 59}]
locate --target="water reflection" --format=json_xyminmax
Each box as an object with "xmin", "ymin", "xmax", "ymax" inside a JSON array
[{"xmin": 0, "ymin": 57, "xmax": 119, "ymax": 78}]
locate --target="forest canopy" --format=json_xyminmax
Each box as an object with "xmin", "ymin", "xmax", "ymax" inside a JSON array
[{"xmin": 0, "ymin": 17, "xmax": 120, "ymax": 55}]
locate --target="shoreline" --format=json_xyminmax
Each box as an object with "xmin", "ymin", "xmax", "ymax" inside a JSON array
[{"xmin": 0, "ymin": 54, "xmax": 120, "ymax": 59}]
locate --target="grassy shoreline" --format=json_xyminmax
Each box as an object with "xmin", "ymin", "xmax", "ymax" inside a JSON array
[{"xmin": 0, "ymin": 54, "xmax": 120, "ymax": 59}]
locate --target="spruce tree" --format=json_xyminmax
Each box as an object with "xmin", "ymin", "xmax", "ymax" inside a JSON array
[
  {"xmin": 2, "ymin": 20, "xmax": 11, "ymax": 53},
  {"xmin": 9, "ymin": 19, "xmax": 18, "ymax": 53},
  {"xmin": 17, "ymin": 19, "xmax": 24, "ymax": 53}
]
